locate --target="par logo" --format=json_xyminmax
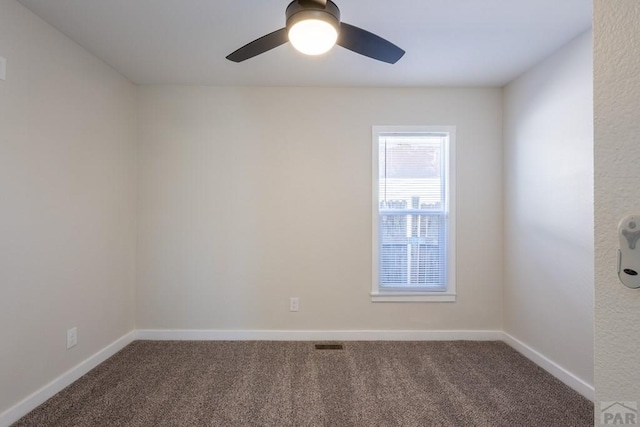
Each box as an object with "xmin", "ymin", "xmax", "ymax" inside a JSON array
[{"xmin": 601, "ymin": 401, "xmax": 638, "ymax": 425}]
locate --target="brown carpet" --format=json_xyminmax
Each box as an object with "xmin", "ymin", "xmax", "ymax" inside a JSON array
[{"xmin": 14, "ymin": 341, "xmax": 593, "ymax": 427}]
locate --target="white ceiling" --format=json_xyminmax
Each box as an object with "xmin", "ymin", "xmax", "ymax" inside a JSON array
[{"xmin": 18, "ymin": 0, "xmax": 592, "ymax": 87}]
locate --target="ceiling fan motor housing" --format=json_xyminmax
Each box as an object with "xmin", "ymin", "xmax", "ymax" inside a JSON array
[{"xmin": 285, "ymin": 0, "xmax": 341, "ymax": 33}]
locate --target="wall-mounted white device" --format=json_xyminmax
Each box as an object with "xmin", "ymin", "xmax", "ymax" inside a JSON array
[
  {"xmin": 618, "ymin": 214, "xmax": 640, "ymax": 289},
  {"xmin": 0, "ymin": 57, "xmax": 6, "ymax": 81}
]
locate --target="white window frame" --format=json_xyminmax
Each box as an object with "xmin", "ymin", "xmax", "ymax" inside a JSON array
[{"xmin": 371, "ymin": 126, "xmax": 456, "ymax": 302}]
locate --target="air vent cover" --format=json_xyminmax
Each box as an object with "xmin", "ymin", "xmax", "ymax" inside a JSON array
[{"xmin": 314, "ymin": 344, "xmax": 344, "ymax": 350}]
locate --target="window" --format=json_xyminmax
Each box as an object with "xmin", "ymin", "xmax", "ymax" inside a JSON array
[{"xmin": 372, "ymin": 126, "xmax": 456, "ymax": 302}]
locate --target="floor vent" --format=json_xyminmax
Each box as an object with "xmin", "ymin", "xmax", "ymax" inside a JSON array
[{"xmin": 314, "ymin": 344, "xmax": 344, "ymax": 350}]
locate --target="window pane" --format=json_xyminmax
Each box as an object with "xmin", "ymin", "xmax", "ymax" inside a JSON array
[
  {"xmin": 379, "ymin": 135, "xmax": 445, "ymax": 209},
  {"xmin": 379, "ymin": 213, "xmax": 445, "ymax": 287},
  {"xmin": 378, "ymin": 133, "xmax": 448, "ymax": 290}
]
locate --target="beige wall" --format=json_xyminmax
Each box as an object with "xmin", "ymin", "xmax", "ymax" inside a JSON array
[
  {"xmin": 136, "ymin": 86, "xmax": 503, "ymax": 331},
  {"xmin": 503, "ymin": 31, "xmax": 594, "ymax": 387},
  {"xmin": 0, "ymin": 0, "xmax": 137, "ymax": 415},
  {"xmin": 594, "ymin": 0, "xmax": 640, "ymax": 408}
]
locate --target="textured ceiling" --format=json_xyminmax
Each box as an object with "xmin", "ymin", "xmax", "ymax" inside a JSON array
[{"xmin": 19, "ymin": 0, "xmax": 592, "ymax": 87}]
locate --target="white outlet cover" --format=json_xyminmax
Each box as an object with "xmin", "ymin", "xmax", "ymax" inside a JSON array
[
  {"xmin": 0, "ymin": 57, "xmax": 6, "ymax": 81},
  {"xmin": 67, "ymin": 327, "xmax": 78, "ymax": 349}
]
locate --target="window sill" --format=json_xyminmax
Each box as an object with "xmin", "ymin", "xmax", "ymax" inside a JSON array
[{"xmin": 370, "ymin": 292, "xmax": 456, "ymax": 303}]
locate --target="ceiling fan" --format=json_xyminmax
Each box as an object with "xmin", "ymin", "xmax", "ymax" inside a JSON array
[{"xmin": 226, "ymin": 0, "xmax": 405, "ymax": 64}]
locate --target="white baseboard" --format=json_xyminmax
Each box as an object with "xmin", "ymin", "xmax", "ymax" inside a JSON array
[
  {"xmin": 501, "ymin": 332, "xmax": 594, "ymax": 401},
  {"xmin": 0, "ymin": 331, "xmax": 136, "ymax": 427},
  {"xmin": 134, "ymin": 329, "xmax": 504, "ymax": 341}
]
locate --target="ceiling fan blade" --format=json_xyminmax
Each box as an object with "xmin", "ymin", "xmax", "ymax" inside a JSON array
[
  {"xmin": 337, "ymin": 22, "xmax": 405, "ymax": 64},
  {"xmin": 226, "ymin": 28, "xmax": 288, "ymax": 63}
]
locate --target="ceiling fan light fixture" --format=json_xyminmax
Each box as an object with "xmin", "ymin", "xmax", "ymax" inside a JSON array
[
  {"xmin": 285, "ymin": 1, "xmax": 341, "ymax": 56},
  {"xmin": 226, "ymin": 0, "xmax": 405, "ymax": 64},
  {"xmin": 288, "ymin": 18, "xmax": 338, "ymax": 55}
]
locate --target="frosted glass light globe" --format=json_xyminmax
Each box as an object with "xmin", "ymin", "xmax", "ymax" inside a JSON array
[{"xmin": 288, "ymin": 19, "xmax": 338, "ymax": 56}]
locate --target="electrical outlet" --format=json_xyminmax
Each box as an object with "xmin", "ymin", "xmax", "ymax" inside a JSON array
[
  {"xmin": 66, "ymin": 327, "xmax": 78, "ymax": 349},
  {"xmin": 290, "ymin": 297, "xmax": 299, "ymax": 312}
]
